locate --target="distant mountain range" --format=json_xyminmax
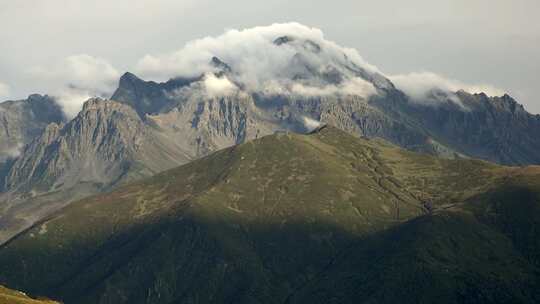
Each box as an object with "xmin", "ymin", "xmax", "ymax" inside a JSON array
[
  {"xmin": 0, "ymin": 34, "xmax": 539, "ymax": 244},
  {"xmin": 0, "ymin": 126, "xmax": 538, "ymax": 303}
]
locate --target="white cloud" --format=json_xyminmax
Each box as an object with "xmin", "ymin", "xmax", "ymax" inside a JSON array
[
  {"xmin": 1, "ymin": 22, "xmax": 514, "ymax": 117},
  {"xmin": 342, "ymin": 77, "xmax": 378, "ymax": 96},
  {"xmin": 302, "ymin": 116, "xmax": 322, "ymax": 131},
  {"xmin": 136, "ymin": 22, "xmax": 382, "ymax": 97},
  {"xmin": 202, "ymin": 73, "xmax": 238, "ymax": 97},
  {"xmin": 28, "ymin": 54, "xmax": 120, "ymax": 117},
  {"xmin": 54, "ymin": 89, "xmax": 94, "ymax": 119},
  {"xmin": 389, "ymin": 72, "xmax": 506, "ymax": 104},
  {"xmin": 0, "ymin": 82, "xmax": 10, "ymax": 99},
  {"xmin": 291, "ymin": 77, "xmax": 376, "ymax": 98}
]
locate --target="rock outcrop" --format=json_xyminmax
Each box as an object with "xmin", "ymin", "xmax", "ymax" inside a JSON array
[{"xmin": 0, "ymin": 95, "xmax": 65, "ymax": 163}]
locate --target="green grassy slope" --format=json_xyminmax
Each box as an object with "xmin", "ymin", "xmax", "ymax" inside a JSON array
[
  {"xmin": 0, "ymin": 126, "xmax": 538, "ymax": 303},
  {"xmin": 287, "ymin": 212, "xmax": 539, "ymax": 304},
  {"xmin": 0, "ymin": 285, "xmax": 59, "ymax": 304}
]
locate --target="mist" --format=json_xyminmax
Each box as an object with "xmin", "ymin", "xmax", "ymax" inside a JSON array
[
  {"xmin": 388, "ymin": 72, "xmax": 506, "ymax": 105},
  {"xmin": 28, "ymin": 54, "xmax": 120, "ymax": 118}
]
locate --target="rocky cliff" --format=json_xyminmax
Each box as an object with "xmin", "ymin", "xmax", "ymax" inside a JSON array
[{"xmin": 0, "ymin": 95, "xmax": 65, "ymax": 163}]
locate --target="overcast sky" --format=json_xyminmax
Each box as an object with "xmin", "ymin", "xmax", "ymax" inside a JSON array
[{"xmin": 1, "ymin": 0, "xmax": 539, "ymax": 113}]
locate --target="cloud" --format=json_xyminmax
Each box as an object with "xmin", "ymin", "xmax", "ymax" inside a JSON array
[
  {"xmin": 302, "ymin": 116, "xmax": 322, "ymax": 131},
  {"xmin": 3, "ymin": 22, "xmax": 512, "ymax": 117},
  {"xmin": 202, "ymin": 73, "xmax": 238, "ymax": 97},
  {"xmin": 291, "ymin": 77, "xmax": 376, "ymax": 97},
  {"xmin": 135, "ymin": 22, "xmax": 381, "ymax": 97},
  {"xmin": 28, "ymin": 54, "xmax": 120, "ymax": 117},
  {"xmin": 0, "ymin": 82, "xmax": 10, "ymax": 99},
  {"xmin": 388, "ymin": 72, "xmax": 506, "ymax": 104},
  {"xmin": 54, "ymin": 89, "xmax": 94, "ymax": 119}
]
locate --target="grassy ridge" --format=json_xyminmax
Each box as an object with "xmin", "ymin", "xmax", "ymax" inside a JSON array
[{"xmin": 0, "ymin": 285, "xmax": 59, "ymax": 304}]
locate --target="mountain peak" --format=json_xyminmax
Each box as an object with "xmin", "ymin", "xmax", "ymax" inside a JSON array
[
  {"xmin": 81, "ymin": 97, "xmax": 135, "ymax": 114},
  {"xmin": 26, "ymin": 93, "xmax": 47, "ymax": 101},
  {"xmin": 81, "ymin": 97, "xmax": 105, "ymax": 110},
  {"xmin": 273, "ymin": 35, "xmax": 294, "ymax": 45},
  {"xmin": 112, "ymin": 73, "xmax": 176, "ymax": 117},
  {"xmin": 0, "ymin": 94, "xmax": 65, "ymax": 163},
  {"xmin": 119, "ymin": 71, "xmax": 144, "ymax": 84},
  {"xmin": 131, "ymin": 23, "xmax": 391, "ymax": 97},
  {"xmin": 210, "ymin": 56, "xmax": 232, "ymax": 74}
]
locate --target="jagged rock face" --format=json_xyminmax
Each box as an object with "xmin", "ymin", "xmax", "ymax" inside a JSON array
[
  {"xmin": 148, "ymin": 94, "xmax": 265, "ymax": 157},
  {"xmin": 111, "ymin": 72, "xmax": 197, "ymax": 117},
  {"xmin": 0, "ymin": 95, "xmax": 65, "ymax": 163},
  {"xmin": 112, "ymin": 72, "xmax": 450, "ymax": 159},
  {"xmin": 402, "ymin": 92, "xmax": 540, "ymax": 165},
  {"xmin": 4, "ymin": 99, "xmax": 189, "ymax": 194},
  {"xmin": 113, "ymin": 69, "xmax": 540, "ymax": 166},
  {"xmin": 147, "ymin": 90, "xmax": 435, "ymax": 160}
]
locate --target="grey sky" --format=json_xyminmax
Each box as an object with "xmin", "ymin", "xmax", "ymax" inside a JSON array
[{"xmin": 1, "ymin": 0, "xmax": 539, "ymax": 112}]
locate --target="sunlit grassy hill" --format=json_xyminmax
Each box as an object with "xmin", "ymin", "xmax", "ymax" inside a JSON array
[{"xmin": 0, "ymin": 285, "xmax": 59, "ymax": 304}]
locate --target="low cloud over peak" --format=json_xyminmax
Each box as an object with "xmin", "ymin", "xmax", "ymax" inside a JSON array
[
  {"xmin": 28, "ymin": 54, "xmax": 120, "ymax": 118},
  {"xmin": 388, "ymin": 72, "xmax": 506, "ymax": 105},
  {"xmin": 135, "ymin": 22, "xmax": 382, "ymax": 97},
  {"xmin": 135, "ymin": 23, "xmax": 506, "ymax": 105},
  {"xmin": 202, "ymin": 73, "xmax": 238, "ymax": 97},
  {"xmin": 4, "ymin": 23, "xmax": 512, "ymax": 116}
]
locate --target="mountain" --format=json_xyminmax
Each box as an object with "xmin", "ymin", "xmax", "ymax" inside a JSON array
[
  {"xmin": 0, "ymin": 285, "xmax": 59, "ymax": 304},
  {"xmin": 0, "ymin": 98, "xmax": 190, "ymax": 243},
  {"xmin": 394, "ymin": 90, "xmax": 540, "ymax": 165},
  {"xmin": 2, "ymin": 29, "xmax": 540, "ymax": 246},
  {"xmin": 0, "ymin": 94, "xmax": 65, "ymax": 164},
  {"xmin": 4, "ymin": 98, "xmax": 189, "ymax": 193},
  {"xmin": 108, "ymin": 29, "xmax": 540, "ymax": 166},
  {"xmin": 112, "ymin": 61, "xmax": 540, "ymax": 167},
  {"xmin": 109, "ymin": 34, "xmax": 448, "ymax": 158},
  {"xmin": 111, "ymin": 72, "xmax": 197, "ymax": 117},
  {"xmin": 112, "ymin": 71, "xmax": 452, "ymax": 157},
  {"xmin": 0, "ymin": 126, "xmax": 538, "ymax": 304}
]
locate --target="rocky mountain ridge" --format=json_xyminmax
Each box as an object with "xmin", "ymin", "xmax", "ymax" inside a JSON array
[{"xmin": 0, "ymin": 95, "xmax": 65, "ymax": 164}]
